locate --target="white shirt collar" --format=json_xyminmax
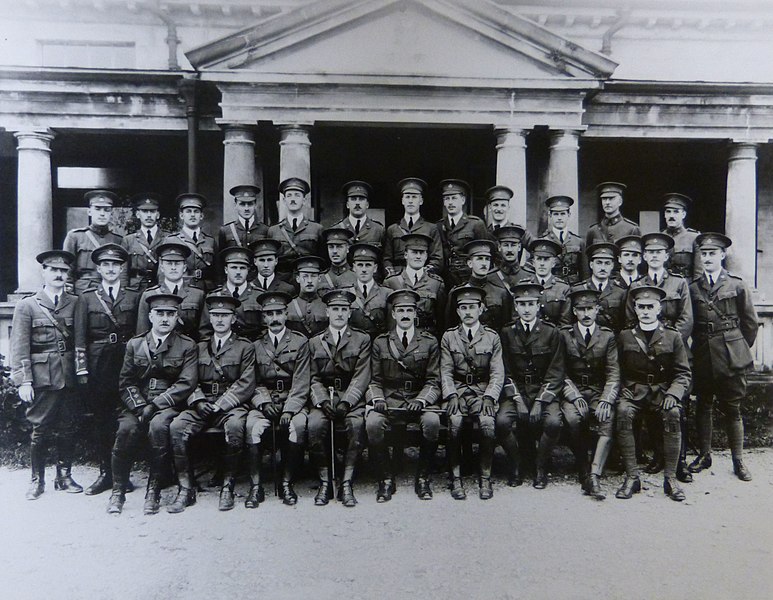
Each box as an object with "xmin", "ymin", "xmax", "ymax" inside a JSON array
[
  {"xmin": 42, "ymin": 287, "xmax": 63, "ymax": 304},
  {"xmin": 213, "ymin": 331, "xmax": 232, "ymax": 347},
  {"xmin": 552, "ymin": 227, "xmax": 567, "ymax": 240},
  {"xmin": 227, "ymin": 282, "xmax": 246, "ymax": 296},
  {"xmin": 397, "ymin": 326, "xmax": 415, "ymax": 345},
  {"xmin": 329, "ymin": 325, "xmax": 347, "ymax": 340},
  {"xmin": 102, "ymin": 281, "xmax": 120, "ymax": 296},
  {"xmin": 270, "ymin": 328, "xmax": 287, "ymax": 346},
  {"xmin": 241, "ymin": 218, "xmax": 252, "ymax": 230},
  {"xmin": 520, "ymin": 318, "xmax": 537, "ymax": 330},
  {"xmin": 464, "ymin": 323, "xmax": 480, "ymax": 339},
  {"xmin": 141, "ymin": 225, "xmax": 158, "ymax": 236},
  {"xmin": 259, "ymin": 274, "xmax": 274, "ymax": 287},
  {"xmin": 286, "ymin": 214, "xmax": 304, "ymax": 226},
  {"xmin": 591, "ymin": 276, "xmax": 607, "ymax": 290},
  {"xmin": 152, "ymin": 332, "xmax": 170, "ymax": 348},
  {"xmin": 405, "ymin": 266, "xmax": 424, "ymax": 281},
  {"xmin": 348, "ymin": 215, "xmax": 364, "ymax": 229},
  {"xmin": 162, "ymin": 279, "xmax": 183, "ymax": 293},
  {"xmin": 579, "ymin": 323, "xmax": 596, "ymax": 338},
  {"xmin": 182, "ymin": 226, "xmax": 200, "ymax": 238},
  {"xmin": 648, "ymin": 269, "xmax": 666, "ymax": 281},
  {"xmin": 639, "ymin": 321, "xmax": 659, "ymax": 332}
]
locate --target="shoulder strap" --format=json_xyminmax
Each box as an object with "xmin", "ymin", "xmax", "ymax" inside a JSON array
[
  {"xmin": 33, "ymin": 298, "xmax": 70, "ymax": 340},
  {"xmin": 387, "ymin": 336, "xmax": 420, "ymax": 379},
  {"xmin": 84, "ymin": 230, "xmax": 103, "ymax": 250},
  {"xmin": 631, "ymin": 331, "xmax": 651, "ymax": 357},
  {"xmin": 203, "ymin": 342, "xmax": 225, "ymax": 378},
  {"xmin": 351, "ymin": 294, "xmax": 373, "ymax": 319},
  {"xmin": 179, "ymin": 231, "xmax": 212, "ymax": 266},
  {"xmin": 93, "ymin": 290, "xmax": 120, "ymax": 328},
  {"xmin": 229, "ymin": 222, "xmax": 243, "ymax": 247},
  {"xmin": 319, "ymin": 336, "xmax": 335, "ymax": 362},
  {"xmin": 279, "ymin": 226, "xmax": 299, "ymax": 252},
  {"xmin": 290, "ymin": 298, "xmax": 303, "ymax": 319},
  {"xmin": 135, "ymin": 236, "xmax": 158, "ymax": 264}
]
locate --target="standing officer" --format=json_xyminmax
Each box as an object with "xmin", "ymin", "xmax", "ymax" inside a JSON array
[
  {"xmin": 166, "ymin": 193, "xmax": 217, "ymax": 291},
  {"xmin": 268, "ymin": 178, "xmax": 325, "ymax": 278},
  {"xmin": 498, "ymin": 283, "xmax": 565, "ymax": 489},
  {"xmin": 615, "ymin": 286, "xmax": 691, "ymax": 502},
  {"xmin": 63, "ymin": 190, "xmax": 125, "ymax": 295},
  {"xmin": 441, "ymin": 285, "xmax": 505, "ymax": 500},
  {"xmin": 559, "ymin": 289, "xmax": 620, "ymax": 499},
  {"xmin": 436, "ymin": 179, "xmax": 488, "ymax": 287},
  {"xmin": 614, "ymin": 235, "xmax": 644, "ymax": 289},
  {"xmin": 573, "ymin": 243, "xmax": 628, "ymax": 334},
  {"xmin": 167, "ymin": 294, "xmax": 255, "ymax": 513},
  {"xmin": 218, "ymin": 184, "xmax": 269, "ymax": 253},
  {"xmin": 688, "ymin": 233, "xmax": 758, "ymax": 481},
  {"xmin": 246, "ymin": 291, "xmax": 311, "ymax": 506},
  {"xmin": 319, "ymin": 227, "xmax": 357, "ymax": 294},
  {"xmin": 287, "ymin": 256, "xmax": 330, "ymax": 338},
  {"xmin": 538, "ymin": 195, "xmax": 587, "ymax": 285},
  {"xmin": 367, "ymin": 290, "xmax": 441, "ymax": 501},
  {"xmin": 306, "ymin": 290, "xmax": 371, "ymax": 507},
  {"xmin": 522, "ymin": 238, "xmax": 572, "ymax": 327},
  {"xmin": 122, "ymin": 192, "xmax": 166, "ymax": 292},
  {"xmin": 382, "ymin": 178, "xmax": 444, "ymax": 277},
  {"xmin": 345, "ymin": 243, "xmax": 391, "ymax": 338},
  {"xmin": 74, "ymin": 244, "xmax": 141, "ymax": 496},
  {"xmin": 488, "ymin": 225, "xmax": 533, "ymax": 295},
  {"xmin": 251, "ymin": 238, "xmax": 295, "ymax": 295},
  {"xmin": 11, "ymin": 250, "xmax": 82, "ymax": 500},
  {"xmin": 333, "ymin": 180, "xmax": 385, "ymax": 247},
  {"xmin": 108, "ymin": 293, "xmax": 198, "ymax": 515},
  {"xmin": 585, "ymin": 182, "xmax": 641, "ymax": 247},
  {"xmin": 485, "ymin": 185, "xmax": 533, "ymax": 259},
  {"xmin": 137, "ymin": 241, "xmax": 205, "ymax": 340},
  {"xmin": 383, "ymin": 233, "xmax": 446, "ymax": 336},
  {"xmin": 662, "ymin": 192, "xmax": 702, "ymax": 279}
]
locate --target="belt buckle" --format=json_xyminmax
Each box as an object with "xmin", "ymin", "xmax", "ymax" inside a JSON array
[
  {"xmin": 581, "ymin": 374, "xmax": 589, "ymax": 386},
  {"xmin": 706, "ymin": 322, "xmax": 715, "ymax": 334},
  {"xmin": 646, "ymin": 374, "xmax": 655, "ymax": 385},
  {"xmin": 57, "ymin": 340, "xmax": 67, "ymax": 352},
  {"xmin": 108, "ymin": 332, "xmax": 118, "ymax": 344},
  {"xmin": 562, "ymin": 266, "xmax": 569, "ymax": 276},
  {"xmin": 211, "ymin": 382, "xmax": 219, "ymax": 395},
  {"xmin": 276, "ymin": 380, "xmax": 285, "ymax": 392},
  {"xmin": 149, "ymin": 378, "xmax": 157, "ymax": 390},
  {"xmin": 465, "ymin": 373, "xmax": 474, "ymax": 385},
  {"xmin": 404, "ymin": 381, "xmax": 413, "ymax": 393},
  {"xmin": 524, "ymin": 374, "xmax": 533, "ymax": 385},
  {"xmin": 194, "ymin": 269, "xmax": 202, "ymax": 280},
  {"xmin": 334, "ymin": 377, "xmax": 342, "ymax": 391}
]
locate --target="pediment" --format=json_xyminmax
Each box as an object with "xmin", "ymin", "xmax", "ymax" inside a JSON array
[{"xmin": 187, "ymin": 0, "xmax": 617, "ymax": 81}]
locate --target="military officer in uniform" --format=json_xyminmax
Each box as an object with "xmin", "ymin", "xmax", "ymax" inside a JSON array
[
  {"xmin": 485, "ymin": 185, "xmax": 533, "ymax": 261},
  {"xmin": 287, "ymin": 256, "xmax": 330, "ymax": 338},
  {"xmin": 522, "ymin": 238, "xmax": 572, "ymax": 327},
  {"xmin": 436, "ymin": 179, "xmax": 488, "ymax": 287},
  {"xmin": 167, "ymin": 294, "xmax": 255, "ymax": 513},
  {"xmin": 383, "ymin": 233, "xmax": 446, "ymax": 335},
  {"xmin": 488, "ymin": 225, "xmax": 533, "ymax": 296},
  {"xmin": 614, "ymin": 235, "xmax": 644, "ymax": 289},
  {"xmin": 122, "ymin": 192, "xmax": 166, "ymax": 292},
  {"xmin": 307, "ymin": 290, "xmax": 371, "ymax": 507},
  {"xmin": 11, "ymin": 250, "xmax": 82, "ymax": 500},
  {"xmin": 441, "ymin": 285, "xmax": 505, "ymax": 500},
  {"xmin": 246, "ymin": 291, "xmax": 311, "ymax": 507},
  {"xmin": 615, "ymin": 286, "xmax": 691, "ymax": 502},
  {"xmin": 585, "ymin": 182, "xmax": 641, "ymax": 247},
  {"xmin": 573, "ymin": 243, "xmax": 628, "ymax": 333},
  {"xmin": 250, "ymin": 238, "xmax": 295, "ymax": 296},
  {"xmin": 108, "ymin": 293, "xmax": 198, "ymax": 515},
  {"xmin": 218, "ymin": 184, "xmax": 269, "ymax": 253},
  {"xmin": 137, "ymin": 241, "xmax": 205, "ymax": 340},
  {"xmin": 63, "ymin": 190, "xmax": 125, "ymax": 295},
  {"xmin": 382, "ymin": 178, "xmax": 444, "ymax": 276},
  {"xmin": 318, "ymin": 227, "xmax": 357, "ymax": 295},
  {"xmin": 559, "ymin": 289, "xmax": 620, "ymax": 499},
  {"xmin": 166, "ymin": 193, "xmax": 217, "ymax": 291},
  {"xmin": 268, "ymin": 177, "xmax": 325, "ymax": 278},
  {"xmin": 367, "ymin": 290, "xmax": 441, "ymax": 501},
  {"xmin": 344, "ymin": 243, "xmax": 390, "ymax": 338},
  {"xmin": 74, "ymin": 244, "xmax": 141, "ymax": 496},
  {"xmin": 332, "ymin": 180, "xmax": 385, "ymax": 247},
  {"xmin": 538, "ymin": 195, "xmax": 587, "ymax": 285},
  {"xmin": 662, "ymin": 192, "xmax": 702, "ymax": 279},
  {"xmin": 498, "ymin": 283, "xmax": 565, "ymax": 489},
  {"xmin": 688, "ymin": 233, "xmax": 759, "ymax": 481}
]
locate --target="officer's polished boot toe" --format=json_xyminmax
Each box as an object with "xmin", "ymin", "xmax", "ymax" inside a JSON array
[
  {"xmin": 314, "ymin": 480, "xmax": 333, "ymax": 506},
  {"xmin": 450, "ymin": 477, "xmax": 466, "ymax": 500},
  {"xmin": 376, "ymin": 479, "xmax": 393, "ymax": 503},
  {"xmin": 733, "ymin": 459, "xmax": 752, "ymax": 481},
  {"xmin": 54, "ymin": 466, "xmax": 83, "ymax": 493},
  {"xmin": 85, "ymin": 472, "xmax": 112, "ymax": 496},
  {"xmin": 643, "ymin": 456, "xmax": 665, "ymax": 474},
  {"xmin": 107, "ymin": 490, "xmax": 125, "ymax": 514},
  {"xmin": 218, "ymin": 485, "xmax": 235, "ymax": 511},
  {"xmin": 281, "ymin": 482, "xmax": 298, "ymax": 506},
  {"xmin": 588, "ymin": 474, "xmax": 606, "ymax": 500},
  {"xmin": 166, "ymin": 487, "xmax": 196, "ymax": 514},
  {"xmin": 532, "ymin": 469, "xmax": 548, "ymax": 490},
  {"xmin": 507, "ymin": 467, "xmax": 523, "ymax": 487},
  {"xmin": 478, "ymin": 477, "xmax": 493, "ymax": 500},
  {"xmin": 340, "ymin": 481, "xmax": 357, "ymax": 507},
  {"xmin": 688, "ymin": 453, "xmax": 712, "ymax": 473},
  {"xmin": 415, "ymin": 476, "xmax": 432, "ymax": 500},
  {"xmin": 143, "ymin": 486, "xmax": 161, "ymax": 515},
  {"xmin": 244, "ymin": 484, "xmax": 265, "ymax": 509},
  {"xmin": 676, "ymin": 460, "xmax": 693, "ymax": 483},
  {"xmin": 615, "ymin": 476, "xmax": 641, "ymax": 500},
  {"xmin": 26, "ymin": 480, "xmax": 45, "ymax": 501},
  {"xmin": 664, "ymin": 478, "xmax": 686, "ymax": 502}
]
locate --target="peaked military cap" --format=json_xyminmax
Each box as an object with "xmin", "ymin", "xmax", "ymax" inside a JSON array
[
  {"xmin": 450, "ymin": 284, "xmax": 486, "ymax": 305},
  {"xmin": 630, "ymin": 285, "xmax": 667, "ymax": 303},
  {"xmin": 587, "ymin": 242, "xmax": 619, "ymax": 260},
  {"xmin": 642, "ymin": 232, "xmax": 675, "ymax": 251},
  {"xmin": 176, "ymin": 192, "xmax": 206, "ymax": 210},
  {"xmin": 696, "ymin": 232, "xmax": 732, "ymax": 250},
  {"xmin": 511, "ymin": 282, "xmax": 544, "ymax": 301},
  {"xmin": 464, "ymin": 239, "xmax": 497, "ymax": 257},
  {"xmin": 398, "ymin": 177, "xmax": 427, "ymax": 195},
  {"xmin": 229, "ymin": 184, "xmax": 260, "ymax": 199},
  {"xmin": 529, "ymin": 238, "xmax": 562, "ymax": 257},
  {"xmin": 279, "ymin": 177, "xmax": 310, "ymax": 195},
  {"xmin": 439, "ymin": 179, "xmax": 470, "ymax": 197},
  {"xmin": 251, "ymin": 238, "xmax": 281, "ymax": 257},
  {"xmin": 387, "ymin": 289, "xmax": 420, "ymax": 307},
  {"xmin": 545, "ymin": 195, "xmax": 575, "ymax": 210},
  {"xmin": 220, "ymin": 246, "xmax": 252, "ymax": 265},
  {"xmin": 616, "ymin": 235, "xmax": 643, "ymax": 254},
  {"xmin": 37, "ymin": 250, "xmax": 75, "ymax": 268},
  {"xmin": 294, "ymin": 255, "xmax": 327, "ymax": 273},
  {"xmin": 595, "ymin": 182, "xmax": 627, "ymax": 196},
  {"xmin": 155, "ymin": 241, "xmax": 191, "ymax": 261},
  {"xmin": 569, "ymin": 288, "xmax": 601, "ymax": 308},
  {"xmin": 323, "ymin": 227, "xmax": 354, "ymax": 244},
  {"xmin": 662, "ymin": 192, "xmax": 692, "ymax": 210},
  {"xmin": 349, "ymin": 242, "xmax": 380, "ymax": 263},
  {"xmin": 322, "ymin": 289, "xmax": 356, "ymax": 306},
  {"xmin": 206, "ymin": 293, "xmax": 241, "ymax": 313},
  {"xmin": 402, "ymin": 233, "xmax": 433, "ymax": 251},
  {"xmin": 91, "ymin": 243, "xmax": 128, "ymax": 264},
  {"xmin": 494, "ymin": 225, "xmax": 526, "ymax": 242},
  {"xmin": 342, "ymin": 180, "xmax": 372, "ymax": 199},
  {"xmin": 84, "ymin": 190, "xmax": 117, "ymax": 207},
  {"xmin": 146, "ymin": 293, "xmax": 183, "ymax": 309},
  {"xmin": 130, "ymin": 192, "xmax": 162, "ymax": 210},
  {"xmin": 257, "ymin": 291, "xmax": 291, "ymax": 311},
  {"xmin": 485, "ymin": 185, "xmax": 514, "ymax": 204}
]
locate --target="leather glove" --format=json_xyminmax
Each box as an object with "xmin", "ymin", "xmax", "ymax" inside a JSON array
[
  {"xmin": 406, "ymin": 400, "xmax": 424, "ymax": 413},
  {"xmin": 140, "ymin": 403, "xmax": 158, "ymax": 424},
  {"xmin": 595, "ymin": 400, "xmax": 612, "ymax": 423},
  {"xmin": 529, "ymin": 401, "xmax": 543, "ymax": 425},
  {"xmin": 195, "ymin": 401, "xmax": 214, "ymax": 418},
  {"xmin": 481, "ymin": 396, "xmax": 495, "ymax": 417},
  {"xmin": 446, "ymin": 395, "xmax": 461, "ymax": 416},
  {"xmin": 373, "ymin": 400, "xmax": 387, "ymax": 414},
  {"xmin": 77, "ymin": 374, "xmax": 88, "ymax": 386},
  {"xmin": 263, "ymin": 403, "xmax": 281, "ymax": 420},
  {"xmin": 575, "ymin": 396, "xmax": 589, "ymax": 419},
  {"xmin": 279, "ymin": 412, "xmax": 293, "ymax": 428},
  {"xmin": 662, "ymin": 394, "xmax": 679, "ymax": 411},
  {"xmin": 18, "ymin": 383, "xmax": 34, "ymax": 404},
  {"xmin": 515, "ymin": 396, "xmax": 529, "ymax": 422},
  {"xmin": 320, "ymin": 401, "xmax": 336, "ymax": 420},
  {"xmin": 336, "ymin": 401, "xmax": 350, "ymax": 418}
]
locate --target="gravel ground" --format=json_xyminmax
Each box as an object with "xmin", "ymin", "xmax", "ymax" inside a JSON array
[{"xmin": 0, "ymin": 448, "xmax": 770, "ymax": 600}]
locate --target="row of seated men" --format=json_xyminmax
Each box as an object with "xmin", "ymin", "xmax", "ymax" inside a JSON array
[{"xmin": 11, "ymin": 223, "xmax": 758, "ymax": 514}]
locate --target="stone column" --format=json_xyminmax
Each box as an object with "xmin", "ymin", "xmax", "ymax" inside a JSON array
[
  {"xmin": 725, "ymin": 142, "xmax": 758, "ymax": 286},
  {"xmin": 547, "ymin": 129, "xmax": 583, "ymax": 233},
  {"xmin": 222, "ymin": 125, "xmax": 262, "ymax": 224},
  {"xmin": 14, "ymin": 130, "xmax": 55, "ymax": 293},
  {"xmin": 278, "ymin": 124, "xmax": 313, "ymax": 220},
  {"xmin": 495, "ymin": 128, "xmax": 528, "ymax": 226}
]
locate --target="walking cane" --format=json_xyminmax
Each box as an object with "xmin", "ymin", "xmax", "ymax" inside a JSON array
[
  {"xmin": 329, "ymin": 386, "xmax": 337, "ymax": 500},
  {"xmin": 271, "ymin": 419, "xmax": 279, "ymax": 497}
]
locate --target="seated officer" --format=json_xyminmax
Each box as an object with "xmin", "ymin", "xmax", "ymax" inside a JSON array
[
  {"xmin": 218, "ymin": 184, "xmax": 269, "ymax": 253},
  {"xmin": 344, "ymin": 243, "xmax": 390, "ymax": 338},
  {"xmin": 122, "ymin": 192, "xmax": 166, "ymax": 292},
  {"xmin": 137, "ymin": 241, "xmax": 205, "ymax": 340},
  {"xmin": 498, "ymin": 283, "xmax": 564, "ymax": 489},
  {"xmin": 167, "ymin": 294, "xmax": 255, "ymax": 513},
  {"xmin": 382, "ymin": 177, "xmax": 444, "ymax": 276},
  {"xmin": 559, "ymin": 289, "xmax": 620, "ymax": 500},
  {"xmin": 614, "ymin": 235, "xmax": 644, "ymax": 289},
  {"xmin": 367, "ymin": 290, "xmax": 441, "ymax": 502},
  {"xmin": 287, "ymin": 256, "xmax": 330, "ymax": 338},
  {"xmin": 246, "ymin": 291, "xmax": 311, "ymax": 507},
  {"xmin": 572, "ymin": 243, "xmax": 627, "ymax": 334},
  {"xmin": 522, "ymin": 238, "xmax": 572, "ymax": 327},
  {"xmin": 333, "ymin": 180, "xmax": 384, "ymax": 247},
  {"xmin": 488, "ymin": 225, "xmax": 532, "ymax": 295},
  {"xmin": 307, "ymin": 290, "xmax": 371, "ymax": 507},
  {"xmin": 166, "ymin": 193, "xmax": 217, "ymax": 291},
  {"xmin": 74, "ymin": 244, "xmax": 141, "ymax": 496},
  {"xmin": 538, "ymin": 195, "xmax": 586, "ymax": 285},
  {"xmin": 251, "ymin": 238, "xmax": 295, "ymax": 295},
  {"xmin": 383, "ymin": 233, "xmax": 446, "ymax": 336},
  {"xmin": 109, "ymin": 293, "xmax": 198, "ymax": 515},
  {"xmin": 441, "ymin": 285, "xmax": 505, "ymax": 501},
  {"xmin": 319, "ymin": 227, "xmax": 357, "ymax": 295},
  {"xmin": 615, "ymin": 286, "xmax": 691, "ymax": 502},
  {"xmin": 199, "ymin": 247, "xmax": 262, "ymax": 342}
]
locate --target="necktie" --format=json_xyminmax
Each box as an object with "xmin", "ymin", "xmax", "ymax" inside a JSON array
[
  {"xmin": 709, "ymin": 275, "xmax": 714, "ymax": 287},
  {"xmin": 233, "ymin": 288, "xmax": 239, "ymax": 299},
  {"xmin": 584, "ymin": 328, "xmax": 591, "ymax": 346},
  {"xmin": 559, "ymin": 231, "xmax": 564, "ymax": 244},
  {"xmin": 273, "ymin": 335, "xmax": 278, "ymax": 349},
  {"xmin": 524, "ymin": 323, "xmax": 530, "ymax": 335},
  {"xmin": 467, "ymin": 328, "xmax": 473, "ymax": 342},
  {"xmin": 244, "ymin": 218, "xmax": 250, "ymax": 232},
  {"xmin": 156, "ymin": 338, "xmax": 162, "ymax": 348},
  {"xmin": 402, "ymin": 331, "xmax": 409, "ymax": 348},
  {"xmin": 53, "ymin": 294, "xmax": 59, "ymax": 307},
  {"xmin": 355, "ymin": 220, "xmax": 361, "ymax": 234},
  {"xmin": 414, "ymin": 273, "xmax": 419, "ymax": 286},
  {"xmin": 449, "ymin": 218, "xmax": 455, "ymax": 229},
  {"xmin": 108, "ymin": 286, "xmax": 114, "ymax": 301},
  {"xmin": 172, "ymin": 285, "xmax": 178, "ymax": 295},
  {"xmin": 653, "ymin": 273, "xmax": 658, "ymax": 285},
  {"xmin": 147, "ymin": 230, "xmax": 153, "ymax": 245},
  {"xmin": 362, "ymin": 285, "xmax": 367, "ymax": 298},
  {"xmin": 494, "ymin": 224, "xmax": 500, "ymax": 230},
  {"xmin": 216, "ymin": 339, "xmax": 221, "ymax": 353},
  {"xmin": 192, "ymin": 231, "xmax": 198, "ymax": 243},
  {"xmin": 598, "ymin": 283, "xmax": 603, "ymax": 292},
  {"xmin": 292, "ymin": 218, "xmax": 298, "ymax": 232},
  {"xmin": 263, "ymin": 277, "xmax": 269, "ymax": 290},
  {"xmin": 540, "ymin": 279, "xmax": 546, "ymax": 287},
  {"xmin": 336, "ymin": 331, "xmax": 342, "ymax": 346},
  {"xmin": 407, "ymin": 217, "xmax": 413, "ymax": 229}
]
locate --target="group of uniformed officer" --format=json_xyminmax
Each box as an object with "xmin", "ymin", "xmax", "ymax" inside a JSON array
[{"xmin": 10, "ymin": 176, "xmax": 759, "ymax": 512}]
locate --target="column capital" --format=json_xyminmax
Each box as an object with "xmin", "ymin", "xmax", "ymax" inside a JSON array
[
  {"xmin": 14, "ymin": 129, "xmax": 55, "ymax": 152},
  {"xmin": 494, "ymin": 127, "xmax": 528, "ymax": 150},
  {"xmin": 222, "ymin": 124, "xmax": 256, "ymax": 147},
  {"xmin": 728, "ymin": 141, "xmax": 759, "ymax": 161},
  {"xmin": 548, "ymin": 128, "xmax": 585, "ymax": 150}
]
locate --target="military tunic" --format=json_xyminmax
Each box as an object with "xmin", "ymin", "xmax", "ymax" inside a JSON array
[
  {"xmin": 383, "ymin": 269, "xmax": 446, "ymax": 334},
  {"xmin": 217, "ymin": 219, "xmax": 269, "ymax": 253},
  {"xmin": 572, "ymin": 279, "xmax": 628, "ymax": 333},
  {"xmin": 267, "ymin": 219, "xmax": 325, "ymax": 276},
  {"xmin": 63, "ymin": 226, "xmax": 125, "ymax": 294},
  {"xmin": 436, "ymin": 214, "xmax": 489, "ymax": 287},
  {"xmin": 137, "ymin": 281, "xmax": 205, "ymax": 341},
  {"xmin": 664, "ymin": 226, "xmax": 702, "ymax": 279},
  {"xmin": 522, "ymin": 272, "xmax": 572, "ymax": 327},
  {"xmin": 486, "ymin": 262, "xmax": 533, "ymax": 298},
  {"xmin": 318, "ymin": 265, "xmax": 358, "ymax": 297},
  {"xmin": 199, "ymin": 283, "xmax": 263, "ymax": 342},
  {"xmin": 626, "ymin": 271, "xmax": 693, "ymax": 342},
  {"xmin": 382, "ymin": 216, "xmax": 444, "ymax": 276},
  {"xmin": 122, "ymin": 229, "xmax": 167, "ymax": 291},
  {"xmin": 165, "ymin": 229, "xmax": 217, "ymax": 291},
  {"xmin": 343, "ymin": 282, "xmax": 390, "ymax": 338},
  {"xmin": 585, "ymin": 214, "xmax": 641, "ymax": 246},
  {"xmin": 539, "ymin": 228, "xmax": 588, "ymax": 285},
  {"xmin": 445, "ymin": 275, "xmax": 513, "ymax": 333},
  {"xmin": 332, "ymin": 216, "xmax": 385, "ymax": 247},
  {"xmin": 286, "ymin": 292, "xmax": 329, "ymax": 338}
]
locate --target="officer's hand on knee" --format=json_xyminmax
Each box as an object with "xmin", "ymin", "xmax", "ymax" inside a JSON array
[
  {"xmin": 18, "ymin": 383, "xmax": 34, "ymax": 404},
  {"xmin": 335, "ymin": 401, "xmax": 350, "ymax": 418},
  {"xmin": 279, "ymin": 412, "xmax": 293, "ymax": 428},
  {"xmin": 481, "ymin": 396, "xmax": 495, "ymax": 417},
  {"xmin": 320, "ymin": 401, "xmax": 336, "ymax": 419},
  {"xmin": 406, "ymin": 400, "xmax": 423, "ymax": 413},
  {"xmin": 373, "ymin": 400, "xmax": 387, "ymax": 414},
  {"xmin": 514, "ymin": 397, "xmax": 529, "ymax": 422},
  {"xmin": 529, "ymin": 402, "xmax": 542, "ymax": 425},
  {"xmin": 446, "ymin": 395, "xmax": 461, "ymax": 416},
  {"xmin": 662, "ymin": 394, "xmax": 678, "ymax": 411},
  {"xmin": 140, "ymin": 403, "xmax": 158, "ymax": 423},
  {"xmin": 264, "ymin": 403, "xmax": 280, "ymax": 419},
  {"xmin": 575, "ymin": 397, "xmax": 589, "ymax": 419},
  {"xmin": 195, "ymin": 401, "xmax": 212, "ymax": 418},
  {"xmin": 596, "ymin": 400, "xmax": 611, "ymax": 423}
]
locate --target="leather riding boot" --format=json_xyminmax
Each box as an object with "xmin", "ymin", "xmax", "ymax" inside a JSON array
[
  {"xmin": 280, "ymin": 442, "xmax": 302, "ymax": 506},
  {"xmin": 500, "ymin": 431, "xmax": 522, "ymax": 487},
  {"xmin": 167, "ymin": 448, "xmax": 195, "ymax": 514},
  {"xmin": 85, "ymin": 460, "xmax": 113, "ymax": 496},
  {"xmin": 244, "ymin": 444, "xmax": 265, "ymax": 509},
  {"xmin": 26, "ymin": 441, "xmax": 47, "ymax": 500},
  {"xmin": 143, "ymin": 448, "xmax": 167, "ymax": 515},
  {"xmin": 372, "ymin": 444, "xmax": 393, "ymax": 503},
  {"xmin": 218, "ymin": 449, "xmax": 240, "ymax": 511},
  {"xmin": 447, "ymin": 433, "xmax": 462, "ymax": 480},
  {"xmin": 478, "ymin": 437, "xmax": 494, "ymax": 500},
  {"xmin": 414, "ymin": 439, "xmax": 436, "ymax": 500},
  {"xmin": 106, "ymin": 484, "xmax": 125, "ymax": 514},
  {"xmin": 167, "ymin": 485, "xmax": 196, "ymax": 514},
  {"xmin": 54, "ymin": 463, "xmax": 83, "ymax": 493},
  {"xmin": 340, "ymin": 479, "xmax": 357, "ymax": 507},
  {"xmin": 694, "ymin": 399, "xmax": 713, "ymax": 456},
  {"xmin": 311, "ymin": 449, "xmax": 333, "ymax": 506}
]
